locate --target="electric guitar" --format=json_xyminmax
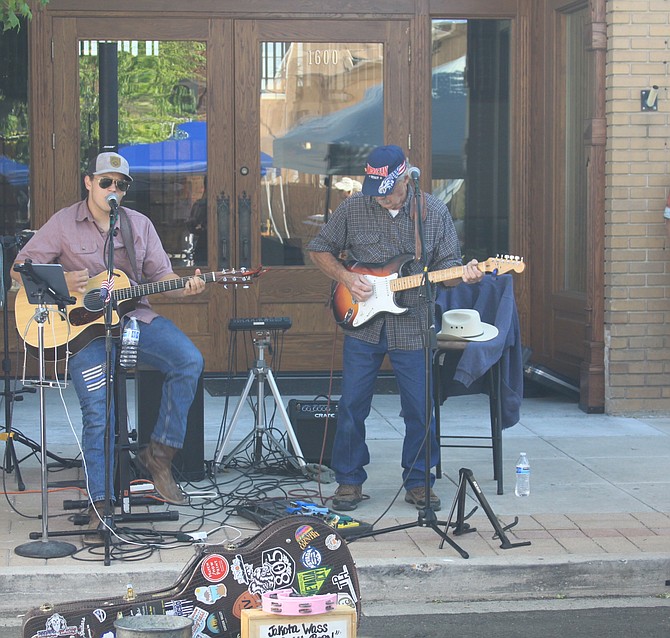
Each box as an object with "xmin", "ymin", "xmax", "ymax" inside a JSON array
[
  {"xmin": 21, "ymin": 516, "xmax": 361, "ymax": 638},
  {"xmin": 331, "ymin": 254, "xmax": 526, "ymax": 330},
  {"xmin": 15, "ymin": 266, "xmax": 265, "ymax": 361}
]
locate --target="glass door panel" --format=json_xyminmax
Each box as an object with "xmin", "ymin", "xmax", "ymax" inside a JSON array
[
  {"xmin": 261, "ymin": 42, "xmax": 383, "ymax": 266},
  {"xmin": 0, "ymin": 23, "xmax": 30, "ymax": 236},
  {"xmin": 78, "ymin": 39, "xmax": 208, "ymax": 268},
  {"xmin": 430, "ymin": 19, "xmax": 511, "ymax": 261}
]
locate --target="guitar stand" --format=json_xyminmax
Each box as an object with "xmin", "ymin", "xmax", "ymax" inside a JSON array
[
  {"xmin": 214, "ymin": 331, "xmax": 307, "ymax": 473},
  {"xmin": 443, "ymin": 467, "xmax": 531, "ymax": 550}
]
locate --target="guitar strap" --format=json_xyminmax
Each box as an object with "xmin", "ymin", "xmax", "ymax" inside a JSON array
[
  {"xmin": 118, "ymin": 208, "xmax": 143, "ymax": 284},
  {"xmin": 409, "ymin": 186, "xmax": 427, "ymax": 262}
]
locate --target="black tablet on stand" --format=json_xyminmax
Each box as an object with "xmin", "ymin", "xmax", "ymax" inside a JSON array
[{"xmin": 17, "ymin": 262, "xmax": 73, "ymax": 310}]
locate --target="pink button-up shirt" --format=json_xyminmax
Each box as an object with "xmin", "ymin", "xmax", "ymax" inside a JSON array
[{"xmin": 16, "ymin": 199, "xmax": 174, "ymax": 323}]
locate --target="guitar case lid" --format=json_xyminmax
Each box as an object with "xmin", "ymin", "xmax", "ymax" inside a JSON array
[{"xmin": 21, "ymin": 516, "xmax": 360, "ymax": 638}]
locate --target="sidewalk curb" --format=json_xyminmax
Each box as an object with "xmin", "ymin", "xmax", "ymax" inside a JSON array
[
  {"xmin": 3, "ymin": 554, "xmax": 669, "ymax": 622},
  {"xmin": 355, "ymin": 554, "xmax": 670, "ymax": 604}
]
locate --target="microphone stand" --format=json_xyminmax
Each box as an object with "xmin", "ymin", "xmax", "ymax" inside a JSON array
[
  {"xmin": 101, "ymin": 198, "xmax": 119, "ymax": 566},
  {"xmin": 348, "ymin": 173, "xmax": 468, "ymax": 558}
]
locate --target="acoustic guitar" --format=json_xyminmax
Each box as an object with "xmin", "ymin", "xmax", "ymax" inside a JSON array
[
  {"xmin": 14, "ymin": 266, "xmax": 265, "ymax": 361},
  {"xmin": 331, "ymin": 254, "xmax": 526, "ymax": 330},
  {"xmin": 21, "ymin": 516, "xmax": 361, "ymax": 638}
]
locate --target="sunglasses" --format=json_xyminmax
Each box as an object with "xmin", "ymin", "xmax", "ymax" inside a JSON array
[{"xmin": 94, "ymin": 176, "xmax": 131, "ymax": 192}]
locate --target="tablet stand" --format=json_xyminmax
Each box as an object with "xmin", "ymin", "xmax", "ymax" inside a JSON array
[{"xmin": 13, "ymin": 260, "xmax": 77, "ymax": 559}]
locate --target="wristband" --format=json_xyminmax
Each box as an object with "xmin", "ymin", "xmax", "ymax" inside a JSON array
[
  {"xmin": 664, "ymin": 207, "xmax": 670, "ymax": 220},
  {"xmin": 261, "ymin": 589, "xmax": 337, "ymax": 615}
]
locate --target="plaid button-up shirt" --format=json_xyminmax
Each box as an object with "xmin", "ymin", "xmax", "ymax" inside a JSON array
[{"xmin": 307, "ymin": 190, "xmax": 462, "ymax": 350}]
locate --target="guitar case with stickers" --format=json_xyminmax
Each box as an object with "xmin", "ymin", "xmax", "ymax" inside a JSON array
[{"xmin": 21, "ymin": 516, "xmax": 360, "ymax": 638}]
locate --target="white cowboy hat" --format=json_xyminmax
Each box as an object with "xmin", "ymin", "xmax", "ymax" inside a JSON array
[
  {"xmin": 334, "ymin": 177, "xmax": 362, "ymax": 193},
  {"xmin": 436, "ymin": 309, "xmax": 499, "ymax": 342}
]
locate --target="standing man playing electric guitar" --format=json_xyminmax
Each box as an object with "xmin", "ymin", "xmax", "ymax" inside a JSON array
[
  {"xmin": 11, "ymin": 152, "xmax": 205, "ymax": 542},
  {"xmin": 308, "ymin": 145, "xmax": 483, "ymax": 512}
]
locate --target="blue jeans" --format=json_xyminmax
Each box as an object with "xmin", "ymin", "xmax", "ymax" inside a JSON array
[
  {"xmin": 333, "ymin": 329, "xmax": 439, "ymax": 490},
  {"xmin": 68, "ymin": 316, "xmax": 204, "ymax": 503}
]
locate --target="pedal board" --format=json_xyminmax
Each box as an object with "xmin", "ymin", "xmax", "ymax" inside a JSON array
[{"xmin": 234, "ymin": 498, "xmax": 372, "ymax": 539}]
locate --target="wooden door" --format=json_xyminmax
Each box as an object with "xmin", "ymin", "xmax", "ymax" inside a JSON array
[
  {"xmin": 47, "ymin": 17, "xmax": 410, "ymax": 374},
  {"xmin": 231, "ymin": 20, "xmax": 410, "ymax": 373},
  {"xmin": 529, "ymin": 1, "xmax": 605, "ymax": 411}
]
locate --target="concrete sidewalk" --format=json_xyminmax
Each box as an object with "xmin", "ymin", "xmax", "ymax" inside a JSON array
[{"xmin": 2, "ymin": 382, "xmax": 670, "ymax": 631}]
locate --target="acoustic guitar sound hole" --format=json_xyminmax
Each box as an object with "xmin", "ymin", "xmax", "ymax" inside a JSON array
[{"xmin": 83, "ymin": 290, "xmax": 104, "ymax": 313}]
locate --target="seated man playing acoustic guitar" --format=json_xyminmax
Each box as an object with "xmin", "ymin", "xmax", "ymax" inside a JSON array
[
  {"xmin": 11, "ymin": 152, "xmax": 205, "ymax": 544},
  {"xmin": 308, "ymin": 145, "xmax": 483, "ymax": 512}
]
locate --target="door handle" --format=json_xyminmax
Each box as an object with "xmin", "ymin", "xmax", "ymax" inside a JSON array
[
  {"xmin": 238, "ymin": 191, "xmax": 252, "ymax": 269},
  {"xmin": 217, "ymin": 191, "xmax": 230, "ymax": 270}
]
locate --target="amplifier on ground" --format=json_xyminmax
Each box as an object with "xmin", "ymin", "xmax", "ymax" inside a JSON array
[{"xmin": 288, "ymin": 397, "xmax": 338, "ymax": 466}]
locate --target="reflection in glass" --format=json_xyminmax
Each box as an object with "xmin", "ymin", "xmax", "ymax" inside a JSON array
[
  {"xmin": 431, "ymin": 20, "xmax": 510, "ymax": 261},
  {"xmin": 0, "ymin": 22, "xmax": 30, "ymax": 239},
  {"xmin": 263, "ymin": 42, "xmax": 384, "ymax": 266},
  {"xmin": 79, "ymin": 40, "xmax": 207, "ymax": 267}
]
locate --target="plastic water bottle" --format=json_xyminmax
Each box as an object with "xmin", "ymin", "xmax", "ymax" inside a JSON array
[
  {"xmin": 515, "ymin": 452, "xmax": 530, "ymax": 497},
  {"xmin": 119, "ymin": 316, "xmax": 140, "ymax": 369}
]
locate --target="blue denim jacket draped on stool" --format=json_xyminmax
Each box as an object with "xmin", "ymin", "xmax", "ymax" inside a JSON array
[{"xmin": 434, "ymin": 273, "xmax": 523, "ymax": 428}]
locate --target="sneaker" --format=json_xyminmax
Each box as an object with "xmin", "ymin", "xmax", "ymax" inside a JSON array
[
  {"xmin": 404, "ymin": 486, "xmax": 441, "ymax": 511},
  {"xmin": 332, "ymin": 484, "xmax": 363, "ymax": 511}
]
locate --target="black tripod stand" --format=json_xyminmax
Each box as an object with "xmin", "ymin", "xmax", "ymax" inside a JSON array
[
  {"xmin": 348, "ymin": 176, "xmax": 468, "ymax": 558},
  {"xmin": 444, "ymin": 467, "xmax": 531, "ymax": 550}
]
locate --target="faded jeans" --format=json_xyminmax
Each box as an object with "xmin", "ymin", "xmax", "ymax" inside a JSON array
[
  {"xmin": 68, "ymin": 316, "xmax": 204, "ymax": 503},
  {"xmin": 333, "ymin": 328, "xmax": 439, "ymax": 490}
]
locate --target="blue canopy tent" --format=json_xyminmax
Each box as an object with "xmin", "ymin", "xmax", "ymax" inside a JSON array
[
  {"xmin": 0, "ymin": 155, "xmax": 29, "ymax": 186},
  {"xmin": 119, "ymin": 121, "xmax": 272, "ymax": 175}
]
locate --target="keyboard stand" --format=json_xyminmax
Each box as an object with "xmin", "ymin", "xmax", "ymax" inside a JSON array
[{"xmin": 214, "ymin": 331, "xmax": 306, "ymax": 472}]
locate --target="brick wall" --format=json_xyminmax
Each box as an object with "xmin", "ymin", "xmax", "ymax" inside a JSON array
[{"xmin": 605, "ymin": 0, "xmax": 670, "ymax": 413}]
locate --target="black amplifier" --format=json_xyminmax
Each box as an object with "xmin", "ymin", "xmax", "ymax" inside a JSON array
[{"xmin": 287, "ymin": 397, "xmax": 338, "ymax": 466}]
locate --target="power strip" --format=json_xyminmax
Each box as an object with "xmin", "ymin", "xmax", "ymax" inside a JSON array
[{"xmin": 129, "ymin": 482, "xmax": 155, "ymax": 494}]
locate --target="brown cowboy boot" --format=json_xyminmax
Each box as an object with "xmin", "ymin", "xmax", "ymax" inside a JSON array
[{"xmin": 138, "ymin": 440, "xmax": 186, "ymax": 505}]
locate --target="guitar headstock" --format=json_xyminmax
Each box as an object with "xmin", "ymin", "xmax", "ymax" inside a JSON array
[
  {"xmin": 480, "ymin": 255, "xmax": 526, "ymax": 275},
  {"xmin": 217, "ymin": 265, "xmax": 269, "ymax": 288}
]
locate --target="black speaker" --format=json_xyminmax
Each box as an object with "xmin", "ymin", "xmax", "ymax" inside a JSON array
[
  {"xmin": 135, "ymin": 369, "xmax": 205, "ymax": 481},
  {"xmin": 287, "ymin": 398, "xmax": 338, "ymax": 466}
]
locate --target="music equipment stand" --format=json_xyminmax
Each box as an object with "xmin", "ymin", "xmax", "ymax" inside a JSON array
[
  {"xmin": 214, "ymin": 330, "xmax": 307, "ymax": 472},
  {"xmin": 14, "ymin": 262, "xmax": 77, "ymax": 559},
  {"xmin": 444, "ymin": 467, "xmax": 531, "ymax": 550}
]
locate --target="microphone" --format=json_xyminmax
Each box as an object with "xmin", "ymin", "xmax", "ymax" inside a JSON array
[
  {"xmin": 106, "ymin": 193, "xmax": 119, "ymax": 210},
  {"xmin": 408, "ymin": 166, "xmax": 421, "ymax": 189}
]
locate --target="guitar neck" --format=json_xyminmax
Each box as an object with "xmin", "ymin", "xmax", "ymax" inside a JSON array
[
  {"xmin": 113, "ymin": 272, "xmax": 217, "ymax": 302},
  {"xmin": 390, "ymin": 264, "xmax": 467, "ymax": 292}
]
